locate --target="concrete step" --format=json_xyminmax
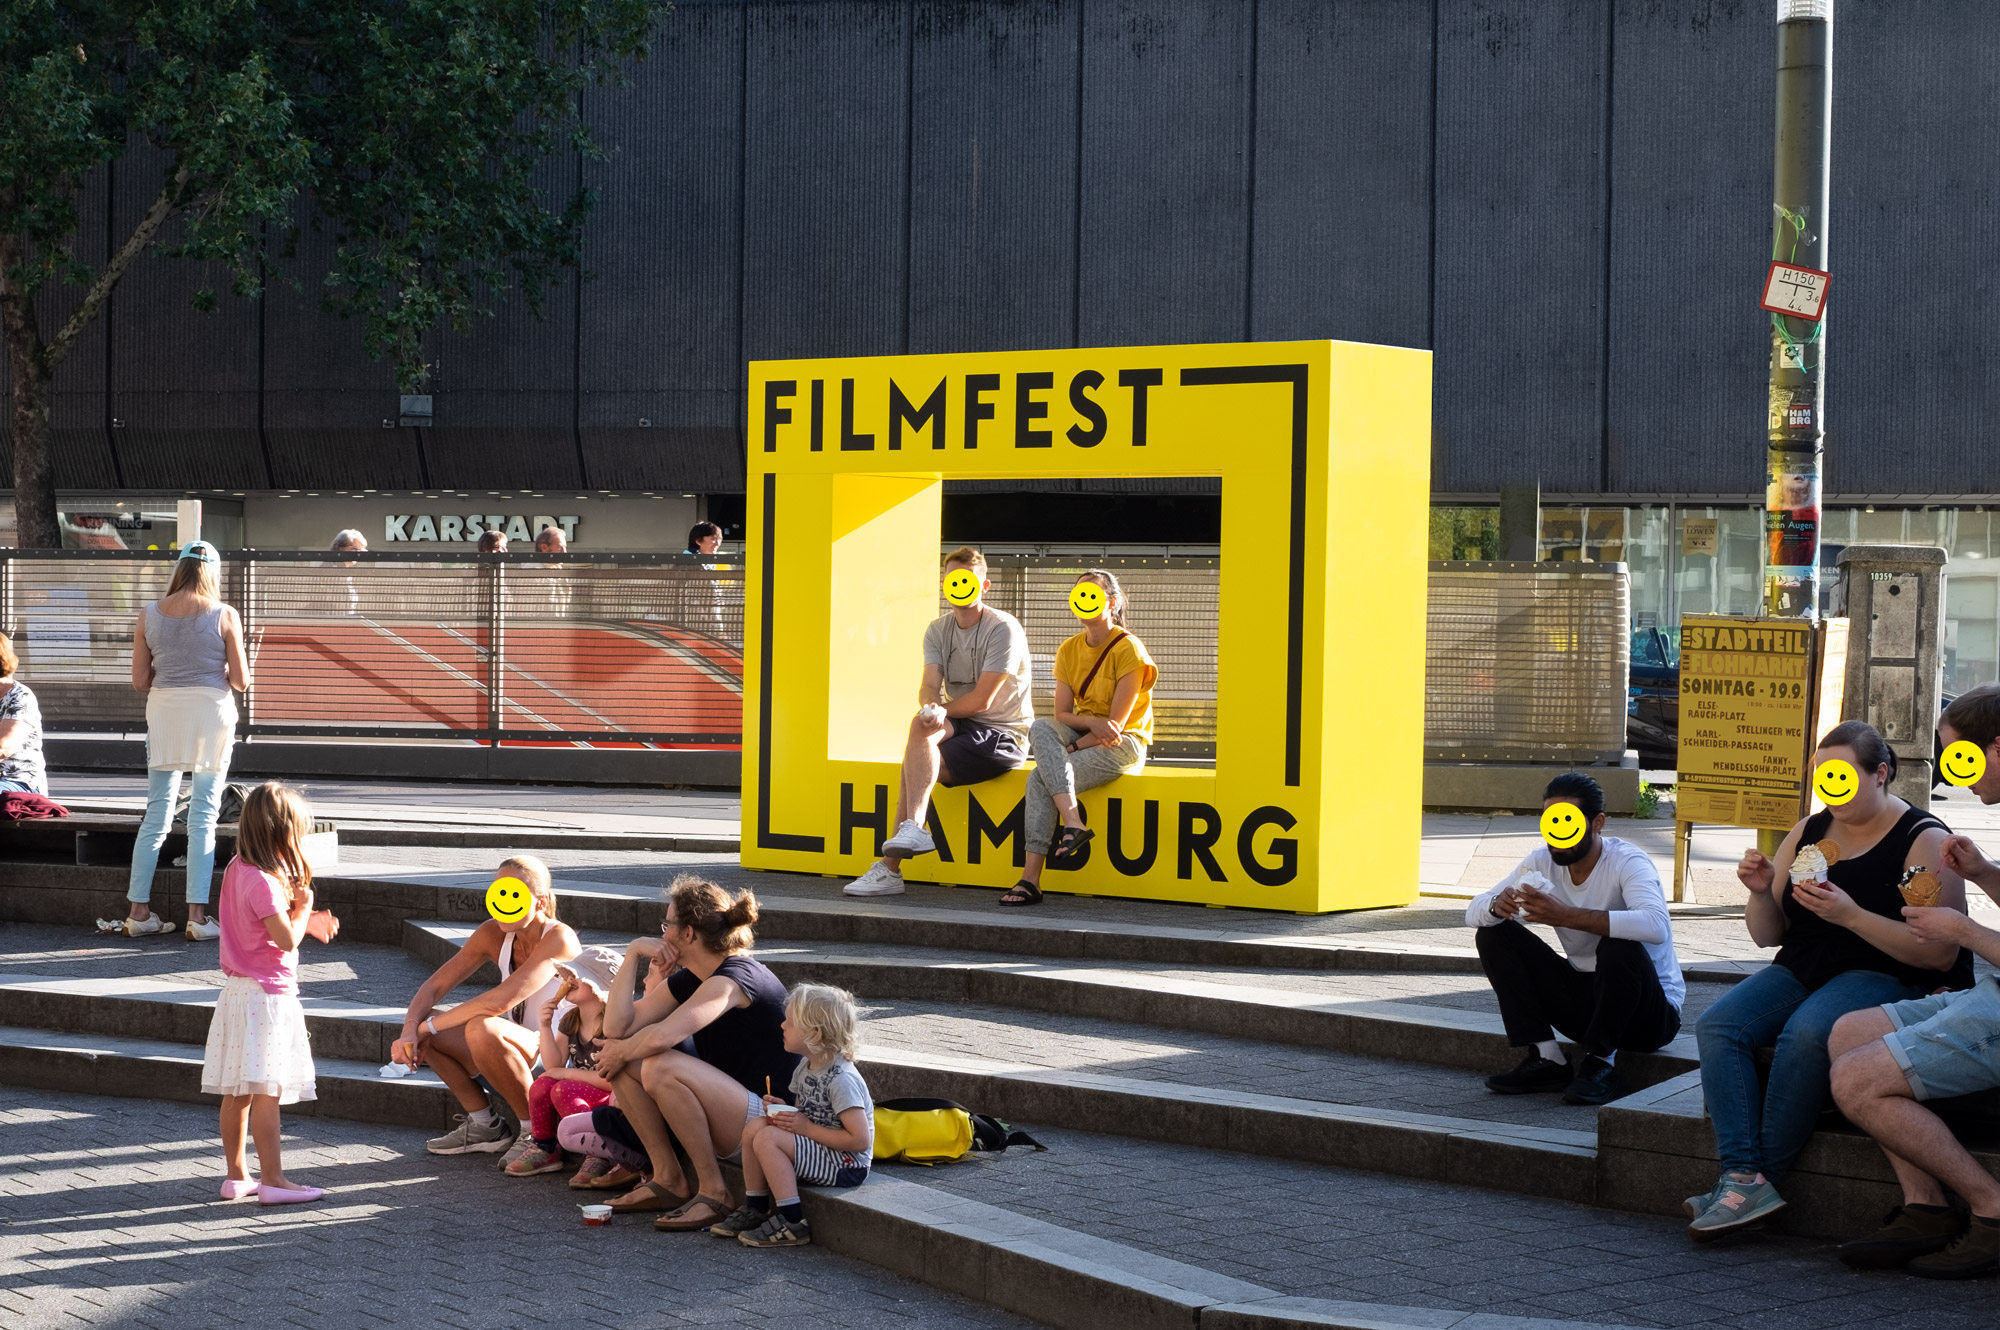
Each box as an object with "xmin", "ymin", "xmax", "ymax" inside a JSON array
[
  {"xmin": 0, "ymin": 858, "xmax": 1767, "ymax": 986},
  {"xmin": 404, "ymin": 919, "xmax": 1703, "ymax": 1088},
  {"xmin": 0, "ymin": 970, "xmax": 1597, "ymax": 1203},
  {"xmin": 0, "ymin": 1024, "xmax": 459, "ymax": 1131},
  {"xmin": 1599, "ymin": 1069, "xmax": 2000, "ymax": 1241}
]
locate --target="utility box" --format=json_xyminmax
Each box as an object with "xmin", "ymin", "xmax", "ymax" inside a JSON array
[{"xmin": 1834, "ymin": 545, "xmax": 1946, "ymax": 807}]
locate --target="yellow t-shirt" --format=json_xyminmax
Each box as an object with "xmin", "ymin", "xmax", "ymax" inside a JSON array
[{"xmin": 1053, "ymin": 630, "xmax": 1158, "ymax": 746}]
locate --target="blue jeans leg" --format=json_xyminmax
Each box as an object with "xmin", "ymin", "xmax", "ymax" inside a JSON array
[
  {"xmin": 126, "ymin": 769, "xmax": 183, "ymax": 906},
  {"xmin": 1760, "ymin": 969, "xmax": 1926, "ymax": 1182},
  {"xmin": 182, "ymin": 769, "xmax": 226, "ymax": 906},
  {"xmin": 1696, "ymin": 963, "xmax": 1810, "ymax": 1175}
]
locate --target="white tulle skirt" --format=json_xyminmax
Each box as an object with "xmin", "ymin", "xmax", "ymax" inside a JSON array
[{"xmin": 201, "ymin": 977, "xmax": 316, "ymax": 1104}]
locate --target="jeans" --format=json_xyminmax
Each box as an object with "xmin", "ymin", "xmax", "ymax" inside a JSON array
[
  {"xmin": 1023, "ymin": 718, "xmax": 1145, "ymax": 854},
  {"xmin": 0, "ymin": 778, "xmax": 37, "ymax": 793},
  {"xmin": 1474, "ymin": 920, "xmax": 1681, "ymax": 1058},
  {"xmin": 1696, "ymin": 962, "xmax": 1925, "ymax": 1180},
  {"xmin": 126, "ymin": 768, "xmax": 228, "ymax": 906}
]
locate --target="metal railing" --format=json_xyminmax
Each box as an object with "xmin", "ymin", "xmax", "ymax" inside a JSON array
[
  {"xmin": 956, "ymin": 556, "xmax": 1218, "ymax": 759},
  {"xmin": 0, "ymin": 550, "xmax": 743, "ymax": 748},
  {"xmin": 1425, "ymin": 561, "xmax": 1632, "ymax": 764},
  {"xmin": 0, "ymin": 550, "xmax": 1221, "ymax": 756}
]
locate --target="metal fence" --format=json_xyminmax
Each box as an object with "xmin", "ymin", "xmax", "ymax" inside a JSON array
[
  {"xmin": 1425, "ymin": 561, "xmax": 1631, "ymax": 764},
  {"xmin": 962, "ymin": 556, "xmax": 1218, "ymax": 759},
  {"xmin": 0, "ymin": 550, "xmax": 1222, "ymax": 755},
  {"xmin": 0, "ymin": 550, "xmax": 743, "ymax": 747}
]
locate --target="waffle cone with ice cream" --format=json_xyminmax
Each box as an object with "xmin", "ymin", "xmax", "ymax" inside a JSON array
[{"xmin": 1900, "ymin": 869, "xmax": 1943, "ymax": 909}]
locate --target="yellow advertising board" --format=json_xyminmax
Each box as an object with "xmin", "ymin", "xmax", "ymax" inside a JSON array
[
  {"xmin": 742, "ymin": 340, "xmax": 1433, "ymax": 912},
  {"xmin": 1676, "ymin": 614, "xmax": 1847, "ymax": 831}
]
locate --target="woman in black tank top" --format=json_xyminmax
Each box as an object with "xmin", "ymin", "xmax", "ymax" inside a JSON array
[
  {"xmin": 1688, "ymin": 721, "xmax": 1970, "ymax": 1239},
  {"xmin": 594, "ymin": 876, "xmax": 799, "ymax": 1231}
]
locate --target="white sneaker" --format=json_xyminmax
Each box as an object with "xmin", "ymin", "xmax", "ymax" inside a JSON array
[
  {"xmin": 185, "ymin": 919, "xmax": 221, "ymax": 941},
  {"xmin": 844, "ymin": 863, "xmax": 906, "ymax": 897},
  {"xmin": 882, "ymin": 819, "xmax": 935, "ymax": 857},
  {"xmin": 96, "ymin": 915, "xmax": 174, "ymax": 938}
]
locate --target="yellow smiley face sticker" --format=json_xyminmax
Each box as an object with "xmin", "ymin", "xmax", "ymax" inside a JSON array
[
  {"xmin": 485, "ymin": 875, "xmax": 532, "ymax": 924},
  {"xmin": 1069, "ymin": 581, "xmax": 1107, "ymax": 619},
  {"xmin": 1814, "ymin": 758, "xmax": 1859, "ymax": 806},
  {"xmin": 942, "ymin": 567, "xmax": 981, "ymax": 607},
  {"xmin": 1539, "ymin": 802, "xmax": 1587, "ymax": 850},
  {"xmin": 1941, "ymin": 740, "xmax": 1987, "ymax": 788}
]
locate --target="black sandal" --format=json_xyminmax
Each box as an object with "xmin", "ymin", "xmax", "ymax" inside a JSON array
[
  {"xmin": 1049, "ymin": 825, "xmax": 1095, "ymax": 861},
  {"xmin": 997, "ymin": 880, "xmax": 1043, "ymax": 907}
]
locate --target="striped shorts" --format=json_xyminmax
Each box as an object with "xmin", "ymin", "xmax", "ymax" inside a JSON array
[{"xmin": 793, "ymin": 1133, "xmax": 869, "ymax": 1188}]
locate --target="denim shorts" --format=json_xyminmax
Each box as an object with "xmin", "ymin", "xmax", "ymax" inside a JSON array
[{"xmin": 1882, "ymin": 976, "xmax": 2000, "ymax": 1102}]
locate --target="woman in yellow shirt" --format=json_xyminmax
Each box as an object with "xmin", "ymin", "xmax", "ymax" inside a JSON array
[{"xmin": 1000, "ymin": 570, "xmax": 1158, "ymax": 907}]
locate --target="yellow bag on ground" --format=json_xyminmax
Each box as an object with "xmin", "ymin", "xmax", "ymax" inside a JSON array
[{"xmin": 872, "ymin": 1097, "xmax": 1045, "ymax": 1166}]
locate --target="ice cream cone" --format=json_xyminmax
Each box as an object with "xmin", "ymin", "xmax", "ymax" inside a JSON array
[{"xmin": 1900, "ymin": 870, "xmax": 1942, "ymax": 909}]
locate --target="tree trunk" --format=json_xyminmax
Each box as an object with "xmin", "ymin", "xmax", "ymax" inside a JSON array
[{"xmin": 0, "ymin": 232, "xmax": 62, "ymax": 550}]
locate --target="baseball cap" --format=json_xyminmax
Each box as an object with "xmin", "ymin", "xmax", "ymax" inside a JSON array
[{"xmin": 178, "ymin": 540, "xmax": 220, "ymax": 565}]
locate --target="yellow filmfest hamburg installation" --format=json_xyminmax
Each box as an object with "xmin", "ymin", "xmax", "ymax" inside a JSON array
[{"xmin": 742, "ymin": 340, "xmax": 1433, "ymax": 912}]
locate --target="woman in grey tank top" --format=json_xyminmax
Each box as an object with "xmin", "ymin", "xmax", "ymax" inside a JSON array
[{"xmin": 102, "ymin": 541, "xmax": 253, "ymax": 939}]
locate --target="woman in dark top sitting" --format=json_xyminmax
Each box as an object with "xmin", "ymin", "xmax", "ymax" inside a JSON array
[
  {"xmin": 1689, "ymin": 720, "xmax": 1968, "ymax": 1239},
  {"xmin": 595, "ymin": 875, "xmax": 799, "ymax": 1231}
]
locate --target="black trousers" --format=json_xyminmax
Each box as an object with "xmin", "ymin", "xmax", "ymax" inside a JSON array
[{"xmin": 1474, "ymin": 920, "xmax": 1680, "ymax": 1058}]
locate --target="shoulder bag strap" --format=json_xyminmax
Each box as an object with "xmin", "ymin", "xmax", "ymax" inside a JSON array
[{"xmin": 1074, "ymin": 632, "xmax": 1129, "ymax": 699}]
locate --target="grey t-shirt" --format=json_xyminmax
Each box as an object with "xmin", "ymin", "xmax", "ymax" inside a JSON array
[
  {"xmin": 921, "ymin": 607, "xmax": 1033, "ymax": 738},
  {"xmin": 789, "ymin": 1056, "xmax": 875, "ymax": 1167}
]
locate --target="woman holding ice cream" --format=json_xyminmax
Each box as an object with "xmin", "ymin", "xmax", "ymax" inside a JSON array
[{"xmin": 1689, "ymin": 720, "xmax": 1971, "ymax": 1240}]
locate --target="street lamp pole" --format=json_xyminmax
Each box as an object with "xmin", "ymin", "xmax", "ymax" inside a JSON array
[{"xmin": 1763, "ymin": 0, "xmax": 1832, "ymax": 620}]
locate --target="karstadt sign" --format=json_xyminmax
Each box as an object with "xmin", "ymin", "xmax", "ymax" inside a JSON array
[{"xmin": 382, "ymin": 513, "xmax": 580, "ymax": 544}]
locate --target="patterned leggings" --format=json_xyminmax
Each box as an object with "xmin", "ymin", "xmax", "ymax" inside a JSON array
[{"xmin": 528, "ymin": 1075, "xmax": 612, "ymax": 1147}]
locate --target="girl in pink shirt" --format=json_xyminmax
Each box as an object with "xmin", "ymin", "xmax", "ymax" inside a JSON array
[{"xmin": 201, "ymin": 782, "xmax": 332, "ymax": 1205}]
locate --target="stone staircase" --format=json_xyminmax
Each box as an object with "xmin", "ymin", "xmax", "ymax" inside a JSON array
[{"xmin": 4, "ymin": 857, "xmax": 1997, "ymax": 1328}]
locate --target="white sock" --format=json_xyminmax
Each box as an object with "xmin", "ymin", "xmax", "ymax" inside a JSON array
[
  {"xmin": 469, "ymin": 1107, "xmax": 497, "ymax": 1126},
  {"xmin": 1534, "ymin": 1040, "xmax": 1562, "ymax": 1063}
]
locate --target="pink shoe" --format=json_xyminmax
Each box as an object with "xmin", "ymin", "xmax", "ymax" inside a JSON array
[
  {"xmin": 257, "ymin": 1183, "xmax": 324, "ymax": 1205},
  {"xmin": 220, "ymin": 1179, "xmax": 259, "ymax": 1201}
]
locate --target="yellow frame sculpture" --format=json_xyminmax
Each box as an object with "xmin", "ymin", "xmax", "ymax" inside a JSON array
[{"xmin": 743, "ymin": 339, "xmax": 1431, "ymax": 912}]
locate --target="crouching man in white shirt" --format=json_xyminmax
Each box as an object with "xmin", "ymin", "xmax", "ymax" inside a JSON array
[{"xmin": 1466, "ymin": 773, "xmax": 1685, "ymax": 1106}]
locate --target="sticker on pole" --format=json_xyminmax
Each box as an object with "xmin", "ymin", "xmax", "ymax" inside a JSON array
[{"xmin": 1761, "ymin": 261, "xmax": 1830, "ymax": 322}]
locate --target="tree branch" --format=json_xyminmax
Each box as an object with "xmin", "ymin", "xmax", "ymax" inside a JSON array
[{"xmin": 44, "ymin": 166, "xmax": 192, "ymax": 370}]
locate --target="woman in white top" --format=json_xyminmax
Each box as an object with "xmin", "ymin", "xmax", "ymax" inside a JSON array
[
  {"xmin": 106, "ymin": 541, "xmax": 252, "ymax": 940},
  {"xmin": 390, "ymin": 855, "xmax": 580, "ymax": 1163}
]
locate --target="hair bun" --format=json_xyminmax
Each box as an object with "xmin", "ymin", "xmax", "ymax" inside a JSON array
[{"xmin": 726, "ymin": 892, "xmax": 760, "ymax": 928}]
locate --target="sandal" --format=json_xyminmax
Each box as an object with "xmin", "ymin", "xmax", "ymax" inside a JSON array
[
  {"xmin": 997, "ymin": 881, "xmax": 1043, "ymax": 907},
  {"xmin": 589, "ymin": 1166, "xmax": 643, "ymax": 1191},
  {"xmin": 607, "ymin": 1178, "xmax": 692, "ymax": 1213},
  {"xmin": 655, "ymin": 1193, "xmax": 734, "ymax": 1231},
  {"xmin": 1049, "ymin": 825, "xmax": 1094, "ymax": 860}
]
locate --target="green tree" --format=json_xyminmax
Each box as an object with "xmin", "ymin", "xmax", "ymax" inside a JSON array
[{"xmin": 0, "ymin": 0, "xmax": 658, "ymax": 547}]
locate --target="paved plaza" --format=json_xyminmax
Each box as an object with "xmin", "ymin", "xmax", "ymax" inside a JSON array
[{"xmin": 0, "ymin": 1086, "xmax": 1032, "ymax": 1330}]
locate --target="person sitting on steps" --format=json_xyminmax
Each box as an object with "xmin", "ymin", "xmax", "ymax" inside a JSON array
[
  {"xmin": 999, "ymin": 570, "xmax": 1157, "ymax": 908},
  {"xmin": 390, "ymin": 855, "xmax": 580, "ymax": 1159},
  {"xmin": 844, "ymin": 546, "xmax": 1033, "ymax": 898},
  {"xmin": 1465, "ymin": 772, "xmax": 1683, "ymax": 1108},
  {"xmin": 1823, "ymin": 685, "xmax": 2000, "ymax": 1280},
  {"xmin": 1689, "ymin": 720, "xmax": 1967, "ymax": 1242}
]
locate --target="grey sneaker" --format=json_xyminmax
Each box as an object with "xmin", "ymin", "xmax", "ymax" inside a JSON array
[
  {"xmin": 844, "ymin": 862, "xmax": 906, "ymax": 897},
  {"xmin": 496, "ymin": 1135, "xmax": 541, "ymax": 1171},
  {"xmin": 1683, "ymin": 1182, "xmax": 1721, "ymax": 1220},
  {"xmin": 882, "ymin": 819, "xmax": 935, "ymax": 857},
  {"xmin": 427, "ymin": 1113, "xmax": 515, "ymax": 1155},
  {"xmin": 709, "ymin": 1203, "xmax": 773, "ymax": 1237},
  {"xmin": 1688, "ymin": 1175, "xmax": 1786, "ymax": 1240},
  {"xmin": 738, "ymin": 1212, "xmax": 812, "ymax": 1247}
]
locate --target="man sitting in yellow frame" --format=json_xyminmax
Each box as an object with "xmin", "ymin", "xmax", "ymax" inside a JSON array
[{"xmin": 843, "ymin": 546, "xmax": 1034, "ymax": 898}]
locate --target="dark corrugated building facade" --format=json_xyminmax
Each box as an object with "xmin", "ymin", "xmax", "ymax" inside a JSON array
[{"xmin": 3, "ymin": 1, "xmax": 1999, "ymax": 678}]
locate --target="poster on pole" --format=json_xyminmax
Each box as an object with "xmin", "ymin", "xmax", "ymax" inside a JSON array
[{"xmin": 1675, "ymin": 615, "xmax": 1847, "ymax": 831}]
